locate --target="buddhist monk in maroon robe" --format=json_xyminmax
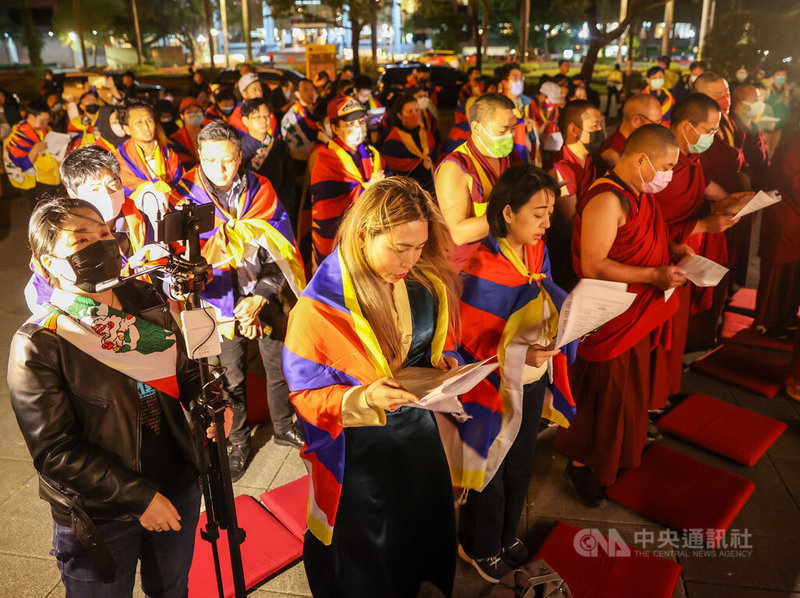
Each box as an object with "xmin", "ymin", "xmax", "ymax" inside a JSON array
[
  {"xmin": 598, "ymin": 93, "xmax": 663, "ymax": 170},
  {"xmin": 545, "ymin": 100, "xmax": 602, "ymax": 291},
  {"xmin": 555, "ymin": 125, "xmax": 691, "ymax": 506},
  {"xmin": 436, "ymin": 93, "xmax": 520, "ymax": 269},
  {"xmin": 653, "ymin": 94, "xmax": 746, "ymax": 394},
  {"xmin": 755, "ymin": 129, "xmax": 800, "ymax": 335},
  {"xmin": 732, "ymin": 85, "xmax": 771, "ymax": 189}
]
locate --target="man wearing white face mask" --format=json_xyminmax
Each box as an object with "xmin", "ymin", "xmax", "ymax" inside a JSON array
[
  {"xmin": 24, "ymin": 146, "xmax": 150, "ymax": 311},
  {"xmin": 555, "ymin": 124, "xmax": 692, "ymax": 507},
  {"xmin": 309, "ymin": 97, "xmax": 384, "ymax": 268},
  {"xmin": 411, "ymin": 86, "xmax": 441, "ymax": 150},
  {"xmin": 435, "ymin": 93, "xmax": 520, "ymax": 268},
  {"xmin": 732, "ymin": 84, "xmax": 770, "ymax": 188},
  {"xmin": 497, "ymin": 62, "xmax": 532, "ymax": 163},
  {"xmin": 644, "ymin": 66, "xmax": 676, "ymax": 125}
]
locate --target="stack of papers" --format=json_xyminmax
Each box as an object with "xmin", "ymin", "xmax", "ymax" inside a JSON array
[
  {"xmin": 679, "ymin": 255, "xmax": 729, "ymax": 287},
  {"xmin": 43, "ymin": 131, "xmax": 74, "ymax": 162},
  {"xmin": 734, "ymin": 190, "xmax": 781, "ymax": 219},
  {"xmin": 394, "ymin": 356, "xmax": 498, "ymax": 418},
  {"xmin": 554, "ymin": 279, "xmax": 637, "ymax": 349}
]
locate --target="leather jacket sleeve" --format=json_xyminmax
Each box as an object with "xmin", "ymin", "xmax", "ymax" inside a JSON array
[{"xmin": 8, "ymin": 328, "xmax": 159, "ymax": 518}]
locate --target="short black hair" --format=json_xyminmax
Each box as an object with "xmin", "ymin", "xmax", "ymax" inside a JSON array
[
  {"xmin": 689, "ymin": 60, "xmax": 706, "ymax": 71},
  {"xmin": 659, "ymin": 55, "xmax": 671, "ymax": 65},
  {"xmin": 558, "ymin": 59, "xmax": 570, "ymax": 67},
  {"xmin": 78, "ymin": 91, "xmax": 96, "ymax": 106},
  {"xmin": 670, "ymin": 93, "xmax": 720, "ymax": 130},
  {"xmin": 558, "ymin": 99, "xmax": 596, "ymax": 135},
  {"xmin": 119, "ymin": 98, "xmax": 154, "ymax": 126},
  {"xmin": 467, "ymin": 66, "xmax": 480, "ymax": 77},
  {"xmin": 496, "ymin": 62, "xmax": 522, "ymax": 82},
  {"xmin": 468, "ymin": 92, "xmax": 516, "ymax": 124},
  {"xmin": 553, "ymin": 74, "xmax": 569, "ymax": 86},
  {"xmin": 241, "ymin": 97, "xmax": 270, "ymax": 118},
  {"xmin": 487, "ymin": 164, "xmax": 559, "ymax": 238},
  {"xmin": 60, "ymin": 146, "xmax": 121, "ymax": 194},
  {"xmin": 214, "ymin": 87, "xmax": 237, "ymax": 104},
  {"xmin": 197, "ymin": 120, "xmax": 242, "ymax": 155},
  {"xmin": 392, "ymin": 92, "xmax": 419, "ymax": 116},
  {"xmin": 26, "ymin": 101, "xmax": 50, "ymax": 117},
  {"xmin": 123, "ymin": 70, "xmax": 135, "ymax": 79},
  {"xmin": 646, "ymin": 66, "xmax": 664, "ymax": 78},
  {"xmin": 280, "ymin": 73, "xmax": 294, "ymax": 87},
  {"xmin": 353, "ymin": 75, "xmax": 372, "ymax": 91}
]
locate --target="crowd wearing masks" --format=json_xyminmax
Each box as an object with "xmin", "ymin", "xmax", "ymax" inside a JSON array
[{"xmin": 3, "ymin": 57, "xmax": 800, "ymax": 598}]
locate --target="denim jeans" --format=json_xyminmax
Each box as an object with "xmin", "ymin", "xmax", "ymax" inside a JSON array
[{"xmin": 51, "ymin": 482, "xmax": 202, "ymax": 598}]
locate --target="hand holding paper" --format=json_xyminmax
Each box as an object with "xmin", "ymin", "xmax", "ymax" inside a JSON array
[
  {"xmin": 678, "ymin": 255, "xmax": 729, "ymax": 287},
  {"xmin": 734, "ymin": 190, "xmax": 781, "ymax": 219},
  {"xmin": 553, "ymin": 279, "xmax": 637, "ymax": 349}
]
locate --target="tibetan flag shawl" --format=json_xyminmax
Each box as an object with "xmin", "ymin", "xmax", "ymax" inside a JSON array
[
  {"xmin": 455, "ymin": 235, "xmax": 576, "ymax": 490},
  {"xmin": 283, "ymin": 250, "xmax": 472, "ymax": 545}
]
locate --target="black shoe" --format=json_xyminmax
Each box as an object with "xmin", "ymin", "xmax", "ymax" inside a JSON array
[
  {"xmin": 274, "ymin": 422, "xmax": 304, "ymax": 450},
  {"xmin": 565, "ymin": 462, "xmax": 607, "ymax": 508},
  {"xmin": 458, "ymin": 545, "xmax": 512, "ymax": 583},
  {"xmin": 228, "ymin": 443, "xmax": 251, "ymax": 483},
  {"xmin": 647, "ymin": 421, "xmax": 663, "ymax": 443},
  {"xmin": 501, "ymin": 538, "xmax": 529, "ymax": 568}
]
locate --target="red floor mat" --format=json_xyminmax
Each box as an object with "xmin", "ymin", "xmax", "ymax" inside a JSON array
[
  {"xmin": 727, "ymin": 328, "xmax": 794, "ymax": 352},
  {"xmin": 606, "ymin": 444, "xmax": 755, "ymax": 547},
  {"xmin": 260, "ymin": 476, "xmax": 309, "ymax": 541},
  {"xmin": 728, "ymin": 288, "xmax": 757, "ymax": 313},
  {"xmin": 532, "ymin": 520, "xmax": 682, "ymax": 598},
  {"xmin": 657, "ymin": 393, "xmax": 787, "ymax": 466},
  {"xmin": 188, "ymin": 495, "xmax": 302, "ymax": 598},
  {"xmin": 690, "ymin": 344, "xmax": 792, "ymax": 398},
  {"xmin": 720, "ymin": 311, "xmax": 753, "ymax": 340}
]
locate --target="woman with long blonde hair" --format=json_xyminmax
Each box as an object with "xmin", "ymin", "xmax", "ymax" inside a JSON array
[{"xmin": 282, "ymin": 177, "xmax": 461, "ymax": 597}]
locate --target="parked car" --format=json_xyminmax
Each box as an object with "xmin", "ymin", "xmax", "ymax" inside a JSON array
[
  {"xmin": 418, "ymin": 50, "xmax": 460, "ymax": 69},
  {"xmin": 377, "ymin": 63, "xmax": 468, "ymax": 110}
]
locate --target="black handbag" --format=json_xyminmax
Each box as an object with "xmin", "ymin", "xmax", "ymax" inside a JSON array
[{"xmin": 487, "ymin": 559, "xmax": 572, "ymax": 598}]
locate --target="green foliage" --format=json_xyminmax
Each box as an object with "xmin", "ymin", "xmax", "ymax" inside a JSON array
[
  {"xmin": 52, "ymin": 0, "xmax": 133, "ymax": 47},
  {"xmin": 405, "ymin": 0, "xmax": 471, "ymax": 49}
]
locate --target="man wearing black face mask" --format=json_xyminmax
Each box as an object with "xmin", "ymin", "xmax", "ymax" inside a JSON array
[
  {"xmin": 9, "ymin": 196, "xmax": 231, "ymax": 596},
  {"xmin": 68, "ymin": 92, "xmax": 102, "ymax": 149},
  {"xmin": 545, "ymin": 99, "xmax": 604, "ymax": 291}
]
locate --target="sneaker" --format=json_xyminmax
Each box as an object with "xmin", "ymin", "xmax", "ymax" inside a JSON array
[
  {"xmin": 228, "ymin": 442, "xmax": 251, "ymax": 483},
  {"xmin": 565, "ymin": 461, "xmax": 607, "ymax": 508},
  {"xmin": 458, "ymin": 545, "xmax": 511, "ymax": 583},
  {"xmin": 646, "ymin": 421, "xmax": 663, "ymax": 443},
  {"xmin": 501, "ymin": 538, "xmax": 529, "ymax": 568}
]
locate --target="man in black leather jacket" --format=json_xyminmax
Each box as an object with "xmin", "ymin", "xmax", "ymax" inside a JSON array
[{"xmin": 8, "ymin": 197, "xmax": 222, "ymax": 597}]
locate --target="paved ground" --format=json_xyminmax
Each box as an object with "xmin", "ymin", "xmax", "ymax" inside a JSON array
[{"xmin": 0, "ymin": 191, "xmax": 799, "ymax": 598}]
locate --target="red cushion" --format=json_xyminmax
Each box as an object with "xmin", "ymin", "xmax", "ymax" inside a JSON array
[
  {"xmin": 246, "ymin": 371, "xmax": 271, "ymax": 426},
  {"xmin": 720, "ymin": 311, "xmax": 753, "ymax": 340},
  {"xmin": 657, "ymin": 393, "xmax": 787, "ymax": 466},
  {"xmin": 690, "ymin": 344, "xmax": 792, "ymax": 398},
  {"xmin": 532, "ymin": 521, "xmax": 682, "ymax": 598},
  {"xmin": 188, "ymin": 495, "xmax": 302, "ymax": 598},
  {"xmin": 606, "ymin": 444, "xmax": 755, "ymax": 548},
  {"xmin": 728, "ymin": 288, "xmax": 757, "ymax": 312},
  {"xmin": 260, "ymin": 476, "xmax": 309, "ymax": 541},
  {"xmin": 727, "ymin": 328, "xmax": 794, "ymax": 352}
]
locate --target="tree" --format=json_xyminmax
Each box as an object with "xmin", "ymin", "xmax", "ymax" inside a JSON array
[{"xmin": 21, "ymin": 0, "xmax": 43, "ymax": 70}]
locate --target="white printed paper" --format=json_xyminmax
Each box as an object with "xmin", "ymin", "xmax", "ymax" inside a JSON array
[
  {"xmin": 366, "ymin": 106, "xmax": 386, "ymax": 127},
  {"xmin": 395, "ymin": 356, "xmax": 498, "ymax": 417},
  {"xmin": 665, "ymin": 288, "xmax": 675, "ymax": 302},
  {"xmin": 43, "ymin": 131, "xmax": 74, "ymax": 162},
  {"xmin": 679, "ymin": 255, "xmax": 729, "ymax": 287},
  {"xmin": 734, "ymin": 190, "xmax": 781, "ymax": 219},
  {"xmin": 554, "ymin": 279, "xmax": 637, "ymax": 349}
]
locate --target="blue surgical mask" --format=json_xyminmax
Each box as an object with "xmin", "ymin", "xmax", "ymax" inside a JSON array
[
  {"xmin": 775, "ymin": 75, "xmax": 786, "ymax": 86},
  {"xmin": 687, "ymin": 122, "xmax": 715, "ymax": 154}
]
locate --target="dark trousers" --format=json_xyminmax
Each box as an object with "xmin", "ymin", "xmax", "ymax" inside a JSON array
[
  {"xmin": 218, "ymin": 334, "xmax": 294, "ymax": 446},
  {"xmin": 51, "ymin": 481, "xmax": 201, "ymax": 598},
  {"xmin": 459, "ymin": 377, "xmax": 547, "ymax": 558},
  {"xmin": 606, "ymin": 86, "xmax": 621, "ymax": 115}
]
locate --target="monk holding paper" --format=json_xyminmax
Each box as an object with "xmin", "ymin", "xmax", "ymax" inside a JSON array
[{"xmin": 554, "ymin": 125, "xmax": 689, "ymax": 506}]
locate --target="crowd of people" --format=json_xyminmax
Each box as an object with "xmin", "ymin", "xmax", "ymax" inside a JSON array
[{"xmin": 4, "ymin": 55, "xmax": 800, "ymax": 597}]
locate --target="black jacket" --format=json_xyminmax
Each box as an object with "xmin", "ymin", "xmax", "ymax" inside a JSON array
[{"xmin": 7, "ymin": 281, "xmax": 202, "ymax": 526}]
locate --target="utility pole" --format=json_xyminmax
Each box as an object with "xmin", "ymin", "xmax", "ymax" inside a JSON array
[
  {"xmin": 131, "ymin": 0, "xmax": 144, "ymax": 65},
  {"xmin": 661, "ymin": 0, "xmax": 674, "ymax": 58},
  {"xmin": 204, "ymin": 0, "xmax": 215, "ymax": 68},
  {"xmin": 242, "ymin": 0, "xmax": 252, "ymax": 62},
  {"xmin": 220, "ymin": 0, "xmax": 230, "ymax": 68},
  {"xmin": 72, "ymin": 0, "xmax": 88, "ymax": 68}
]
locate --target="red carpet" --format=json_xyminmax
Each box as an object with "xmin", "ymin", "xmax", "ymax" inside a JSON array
[
  {"xmin": 532, "ymin": 520, "xmax": 682, "ymax": 598},
  {"xmin": 188, "ymin": 495, "xmax": 302, "ymax": 598},
  {"xmin": 260, "ymin": 476, "xmax": 309, "ymax": 541},
  {"xmin": 606, "ymin": 444, "xmax": 755, "ymax": 548},
  {"xmin": 657, "ymin": 394, "xmax": 787, "ymax": 466},
  {"xmin": 690, "ymin": 344, "xmax": 792, "ymax": 398}
]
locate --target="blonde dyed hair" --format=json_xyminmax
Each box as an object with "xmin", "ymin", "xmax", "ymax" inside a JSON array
[{"xmin": 337, "ymin": 177, "xmax": 461, "ymax": 371}]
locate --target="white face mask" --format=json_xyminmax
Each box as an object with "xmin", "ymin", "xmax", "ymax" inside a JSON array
[
  {"xmin": 344, "ymin": 126, "xmax": 365, "ymax": 147},
  {"xmin": 510, "ymin": 80, "xmax": 525, "ymax": 97},
  {"xmin": 84, "ymin": 188, "xmax": 125, "ymax": 222},
  {"xmin": 650, "ymin": 78, "xmax": 665, "ymax": 90},
  {"xmin": 689, "ymin": 74, "xmax": 700, "ymax": 83},
  {"xmin": 111, "ymin": 122, "xmax": 127, "ymax": 138},
  {"xmin": 416, "ymin": 96, "xmax": 429, "ymax": 111},
  {"xmin": 744, "ymin": 100, "xmax": 766, "ymax": 119}
]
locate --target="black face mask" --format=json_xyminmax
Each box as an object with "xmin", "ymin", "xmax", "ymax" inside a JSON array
[
  {"xmin": 583, "ymin": 129, "xmax": 606, "ymax": 154},
  {"xmin": 61, "ymin": 239, "xmax": 122, "ymax": 292},
  {"xmin": 84, "ymin": 104, "xmax": 100, "ymax": 115}
]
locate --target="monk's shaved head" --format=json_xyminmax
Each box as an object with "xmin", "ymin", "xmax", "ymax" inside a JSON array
[
  {"xmin": 622, "ymin": 93, "xmax": 662, "ymax": 125},
  {"xmin": 622, "ymin": 123, "xmax": 679, "ymax": 159},
  {"xmin": 733, "ymin": 84, "xmax": 758, "ymax": 106},
  {"xmin": 557, "ymin": 99, "xmax": 595, "ymax": 134},
  {"xmin": 670, "ymin": 93, "xmax": 721, "ymax": 131},
  {"xmin": 692, "ymin": 72, "xmax": 726, "ymax": 94}
]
